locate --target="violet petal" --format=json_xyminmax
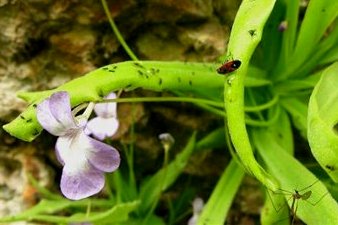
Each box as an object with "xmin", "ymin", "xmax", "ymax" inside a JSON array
[
  {"xmin": 49, "ymin": 92, "xmax": 78, "ymax": 128},
  {"xmin": 86, "ymin": 136, "xmax": 120, "ymax": 172},
  {"xmin": 56, "ymin": 131, "xmax": 120, "ymax": 173},
  {"xmin": 37, "ymin": 92, "xmax": 77, "ymax": 136},
  {"xmin": 61, "ymin": 163, "xmax": 104, "ymax": 200}
]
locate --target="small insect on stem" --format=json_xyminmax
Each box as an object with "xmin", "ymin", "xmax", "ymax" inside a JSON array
[
  {"xmin": 216, "ymin": 60, "xmax": 241, "ymax": 75},
  {"xmin": 289, "ymin": 189, "xmax": 312, "ymax": 225},
  {"xmin": 269, "ymin": 180, "xmax": 328, "ymax": 225}
]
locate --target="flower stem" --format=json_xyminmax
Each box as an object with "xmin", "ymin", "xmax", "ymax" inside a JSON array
[
  {"xmin": 82, "ymin": 102, "xmax": 95, "ymax": 120},
  {"xmin": 97, "ymin": 96, "xmax": 224, "ymax": 108},
  {"xmin": 101, "ymin": 0, "xmax": 138, "ymax": 61}
]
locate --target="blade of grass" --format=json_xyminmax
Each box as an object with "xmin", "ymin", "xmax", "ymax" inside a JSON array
[
  {"xmin": 296, "ymin": 23, "xmax": 338, "ymax": 77},
  {"xmin": 274, "ymin": 0, "xmax": 299, "ymax": 75},
  {"xmin": 197, "ymin": 159, "xmax": 244, "ymax": 225},
  {"xmin": 276, "ymin": 0, "xmax": 338, "ymax": 80}
]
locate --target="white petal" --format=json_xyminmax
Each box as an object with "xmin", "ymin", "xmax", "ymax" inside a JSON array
[
  {"xmin": 55, "ymin": 131, "xmax": 87, "ymax": 166},
  {"xmin": 56, "ymin": 131, "xmax": 120, "ymax": 172},
  {"xmin": 94, "ymin": 92, "xmax": 117, "ymax": 118},
  {"xmin": 86, "ymin": 117, "xmax": 119, "ymax": 140}
]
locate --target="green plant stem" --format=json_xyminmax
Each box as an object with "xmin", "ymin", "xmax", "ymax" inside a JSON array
[
  {"xmin": 101, "ymin": 0, "xmax": 138, "ymax": 61},
  {"xmin": 100, "ymin": 94, "xmax": 279, "ymax": 113},
  {"xmin": 246, "ymin": 105, "xmax": 280, "ymax": 127},
  {"xmin": 99, "ymin": 96, "xmax": 224, "ymax": 108},
  {"xmin": 101, "ymin": 95, "xmax": 281, "ymax": 127},
  {"xmin": 128, "ymin": 103, "xmax": 137, "ymax": 189},
  {"xmin": 245, "ymin": 93, "xmax": 279, "ymax": 112}
]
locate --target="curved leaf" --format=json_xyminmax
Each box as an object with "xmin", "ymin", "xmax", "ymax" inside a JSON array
[
  {"xmin": 253, "ymin": 128, "xmax": 338, "ymax": 225},
  {"xmin": 3, "ymin": 61, "xmax": 223, "ymax": 142},
  {"xmin": 308, "ymin": 62, "xmax": 338, "ymax": 181}
]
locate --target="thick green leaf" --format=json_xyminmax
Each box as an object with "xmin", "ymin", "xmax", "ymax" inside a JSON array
[
  {"xmin": 267, "ymin": 107, "xmax": 294, "ymax": 154},
  {"xmin": 3, "ymin": 61, "xmax": 223, "ymax": 142},
  {"xmin": 255, "ymin": 108, "xmax": 293, "ymax": 225},
  {"xmin": 253, "ymin": 128, "xmax": 338, "ymax": 225},
  {"xmin": 308, "ymin": 62, "xmax": 338, "ymax": 181},
  {"xmin": 261, "ymin": 191, "xmax": 289, "ymax": 225},
  {"xmin": 224, "ymin": 0, "xmax": 279, "ymax": 191}
]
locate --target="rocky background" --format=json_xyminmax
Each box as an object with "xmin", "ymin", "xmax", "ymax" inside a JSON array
[{"xmin": 0, "ymin": 0, "xmax": 266, "ymax": 224}]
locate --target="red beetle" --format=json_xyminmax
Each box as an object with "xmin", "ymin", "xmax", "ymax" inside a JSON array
[{"xmin": 217, "ymin": 60, "xmax": 241, "ymax": 74}]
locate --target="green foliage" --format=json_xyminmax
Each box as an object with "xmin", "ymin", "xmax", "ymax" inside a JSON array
[
  {"xmin": 308, "ymin": 62, "xmax": 338, "ymax": 182},
  {"xmin": 197, "ymin": 159, "xmax": 245, "ymax": 225},
  {"xmin": 0, "ymin": 198, "xmax": 139, "ymax": 224},
  {"xmin": 223, "ymin": 0, "xmax": 279, "ymax": 191},
  {"xmin": 3, "ymin": 61, "xmax": 223, "ymax": 142},
  {"xmin": 0, "ymin": 133, "xmax": 197, "ymax": 224},
  {"xmin": 253, "ymin": 127, "xmax": 338, "ymax": 225},
  {"xmin": 139, "ymin": 133, "xmax": 196, "ymax": 215},
  {"xmin": 2, "ymin": 0, "xmax": 338, "ymax": 224}
]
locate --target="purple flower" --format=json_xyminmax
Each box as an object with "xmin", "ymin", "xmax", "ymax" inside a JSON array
[
  {"xmin": 37, "ymin": 91, "xmax": 120, "ymax": 200},
  {"xmin": 85, "ymin": 92, "xmax": 119, "ymax": 140}
]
